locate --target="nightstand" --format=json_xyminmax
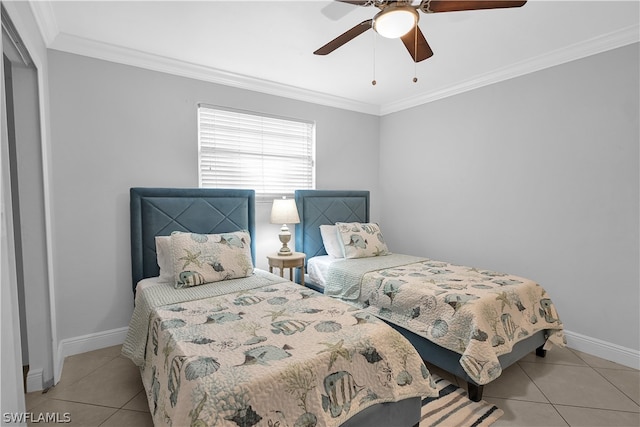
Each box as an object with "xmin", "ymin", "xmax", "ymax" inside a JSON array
[{"xmin": 267, "ymin": 252, "xmax": 306, "ymax": 286}]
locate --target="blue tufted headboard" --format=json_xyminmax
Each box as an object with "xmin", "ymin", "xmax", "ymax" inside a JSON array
[
  {"xmin": 130, "ymin": 188, "xmax": 256, "ymax": 293},
  {"xmin": 294, "ymin": 190, "xmax": 369, "ymax": 262}
]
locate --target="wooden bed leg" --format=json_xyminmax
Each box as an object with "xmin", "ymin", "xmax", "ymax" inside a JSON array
[
  {"xmin": 467, "ymin": 383, "xmax": 484, "ymax": 402},
  {"xmin": 535, "ymin": 345, "xmax": 547, "ymax": 358}
]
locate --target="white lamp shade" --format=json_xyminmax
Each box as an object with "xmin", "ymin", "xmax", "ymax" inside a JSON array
[
  {"xmin": 270, "ymin": 198, "xmax": 300, "ymax": 224},
  {"xmin": 374, "ymin": 7, "xmax": 418, "ymax": 38}
]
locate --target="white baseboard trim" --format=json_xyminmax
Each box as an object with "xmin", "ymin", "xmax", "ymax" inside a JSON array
[
  {"xmin": 564, "ymin": 329, "xmax": 640, "ymax": 370},
  {"xmin": 54, "ymin": 326, "xmax": 128, "ymax": 384},
  {"xmin": 25, "ymin": 368, "xmax": 43, "ymax": 393}
]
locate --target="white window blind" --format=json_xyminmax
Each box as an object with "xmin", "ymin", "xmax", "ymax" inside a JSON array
[{"xmin": 198, "ymin": 105, "xmax": 315, "ymax": 201}]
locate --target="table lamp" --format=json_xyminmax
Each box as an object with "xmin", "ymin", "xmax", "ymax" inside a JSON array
[{"xmin": 270, "ymin": 197, "xmax": 300, "ymax": 256}]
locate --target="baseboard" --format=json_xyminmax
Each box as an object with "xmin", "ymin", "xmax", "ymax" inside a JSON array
[
  {"xmin": 564, "ymin": 329, "xmax": 640, "ymax": 370},
  {"xmin": 25, "ymin": 367, "xmax": 43, "ymax": 393},
  {"xmin": 54, "ymin": 326, "xmax": 128, "ymax": 384}
]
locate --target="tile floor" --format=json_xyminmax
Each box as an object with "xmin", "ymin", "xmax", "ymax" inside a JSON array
[{"xmin": 24, "ymin": 344, "xmax": 639, "ymax": 426}]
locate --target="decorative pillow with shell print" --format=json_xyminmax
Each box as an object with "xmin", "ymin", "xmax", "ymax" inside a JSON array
[
  {"xmin": 170, "ymin": 230, "xmax": 254, "ymax": 288},
  {"xmin": 335, "ymin": 222, "xmax": 390, "ymax": 259}
]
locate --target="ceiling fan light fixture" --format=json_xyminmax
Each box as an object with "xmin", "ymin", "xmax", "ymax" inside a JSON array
[{"xmin": 373, "ymin": 6, "xmax": 418, "ymax": 39}]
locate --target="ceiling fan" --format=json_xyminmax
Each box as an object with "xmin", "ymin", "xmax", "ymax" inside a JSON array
[{"xmin": 314, "ymin": 0, "xmax": 527, "ymax": 62}]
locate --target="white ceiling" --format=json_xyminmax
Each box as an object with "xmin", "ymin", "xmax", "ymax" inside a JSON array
[{"xmin": 30, "ymin": 0, "xmax": 640, "ymax": 115}]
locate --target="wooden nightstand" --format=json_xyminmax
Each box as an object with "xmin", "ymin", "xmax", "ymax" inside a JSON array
[{"xmin": 267, "ymin": 252, "xmax": 306, "ymax": 286}]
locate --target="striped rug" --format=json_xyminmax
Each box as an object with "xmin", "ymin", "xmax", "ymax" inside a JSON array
[{"xmin": 420, "ymin": 376, "xmax": 504, "ymax": 426}]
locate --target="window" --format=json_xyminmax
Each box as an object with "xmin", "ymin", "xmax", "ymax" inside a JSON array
[{"xmin": 198, "ymin": 105, "xmax": 315, "ymax": 201}]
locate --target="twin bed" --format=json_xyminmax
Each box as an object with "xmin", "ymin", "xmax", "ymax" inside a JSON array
[
  {"xmin": 294, "ymin": 190, "xmax": 565, "ymax": 402},
  {"xmin": 122, "ymin": 188, "xmax": 436, "ymax": 427},
  {"xmin": 121, "ymin": 187, "xmax": 565, "ymax": 426}
]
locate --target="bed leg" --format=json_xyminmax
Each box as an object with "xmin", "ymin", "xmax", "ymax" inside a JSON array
[
  {"xmin": 535, "ymin": 345, "xmax": 547, "ymax": 358},
  {"xmin": 467, "ymin": 383, "xmax": 484, "ymax": 402}
]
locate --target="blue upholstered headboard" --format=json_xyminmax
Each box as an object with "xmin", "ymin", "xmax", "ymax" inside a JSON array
[
  {"xmin": 294, "ymin": 190, "xmax": 370, "ymax": 261},
  {"xmin": 130, "ymin": 188, "xmax": 256, "ymax": 292}
]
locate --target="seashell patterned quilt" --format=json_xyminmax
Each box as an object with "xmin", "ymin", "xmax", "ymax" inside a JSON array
[
  {"xmin": 131, "ymin": 274, "xmax": 437, "ymax": 427},
  {"xmin": 324, "ymin": 254, "xmax": 566, "ymax": 385}
]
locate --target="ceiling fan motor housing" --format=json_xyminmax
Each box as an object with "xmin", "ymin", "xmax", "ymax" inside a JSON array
[{"xmin": 373, "ymin": 4, "xmax": 419, "ymax": 38}]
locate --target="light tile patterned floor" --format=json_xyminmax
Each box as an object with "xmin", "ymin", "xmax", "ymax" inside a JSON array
[{"xmin": 25, "ymin": 345, "xmax": 639, "ymax": 426}]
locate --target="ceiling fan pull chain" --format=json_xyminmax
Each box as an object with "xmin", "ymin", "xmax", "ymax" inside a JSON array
[
  {"xmin": 413, "ymin": 26, "xmax": 418, "ymax": 83},
  {"xmin": 372, "ymin": 30, "xmax": 377, "ymax": 86}
]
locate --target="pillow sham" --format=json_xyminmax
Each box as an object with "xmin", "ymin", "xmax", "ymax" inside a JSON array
[
  {"xmin": 335, "ymin": 222, "xmax": 390, "ymax": 259},
  {"xmin": 155, "ymin": 236, "xmax": 174, "ymax": 283},
  {"xmin": 319, "ymin": 225, "xmax": 344, "ymax": 258},
  {"xmin": 170, "ymin": 230, "xmax": 253, "ymax": 288}
]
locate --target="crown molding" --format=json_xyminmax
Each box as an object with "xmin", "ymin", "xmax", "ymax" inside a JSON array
[
  {"xmin": 28, "ymin": 0, "xmax": 58, "ymax": 46},
  {"xmin": 32, "ymin": 0, "xmax": 638, "ymax": 117},
  {"xmin": 47, "ymin": 32, "xmax": 381, "ymax": 116},
  {"xmin": 380, "ymin": 24, "xmax": 640, "ymax": 115}
]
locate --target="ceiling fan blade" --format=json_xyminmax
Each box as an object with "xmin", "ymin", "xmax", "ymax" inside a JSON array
[
  {"xmin": 336, "ymin": 0, "xmax": 376, "ymax": 6},
  {"xmin": 314, "ymin": 19, "xmax": 373, "ymax": 55},
  {"xmin": 321, "ymin": 1, "xmax": 358, "ymax": 20},
  {"xmin": 421, "ymin": 0, "xmax": 526, "ymax": 13},
  {"xmin": 400, "ymin": 26, "xmax": 434, "ymax": 62}
]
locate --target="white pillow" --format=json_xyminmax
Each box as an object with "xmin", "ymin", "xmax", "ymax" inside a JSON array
[
  {"xmin": 335, "ymin": 222, "xmax": 390, "ymax": 259},
  {"xmin": 320, "ymin": 225, "xmax": 344, "ymax": 258},
  {"xmin": 155, "ymin": 236, "xmax": 174, "ymax": 283}
]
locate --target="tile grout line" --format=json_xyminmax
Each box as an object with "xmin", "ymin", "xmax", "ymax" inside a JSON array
[
  {"xmin": 515, "ymin": 360, "xmax": 572, "ymax": 426},
  {"xmin": 589, "ymin": 368, "xmax": 640, "ymax": 409},
  {"xmin": 46, "ymin": 396, "xmax": 123, "ymax": 410},
  {"xmin": 120, "ymin": 389, "xmax": 150, "ymax": 412},
  {"xmin": 551, "ymin": 403, "xmax": 640, "ymax": 414},
  {"xmin": 569, "ymin": 348, "xmax": 640, "ymax": 409},
  {"xmin": 52, "ymin": 350, "xmax": 124, "ymax": 392}
]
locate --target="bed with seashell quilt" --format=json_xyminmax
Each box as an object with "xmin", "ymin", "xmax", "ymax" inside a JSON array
[
  {"xmin": 121, "ymin": 187, "xmax": 437, "ymax": 427},
  {"xmin": 294, "ymin": 190, "xmax": 566, "ymax": 402}
]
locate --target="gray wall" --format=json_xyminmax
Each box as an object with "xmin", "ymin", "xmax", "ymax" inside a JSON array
[
  {"xmin": 46, "ymin": 42, "xmax": 640, "ymax": 357},
  {"xmin": 47, "ymin": 50, "xmax": 380, "ymax": 342},
  {"xmin": 379, "ymin": 43, "xmax": 639, "ymax": 351}
]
